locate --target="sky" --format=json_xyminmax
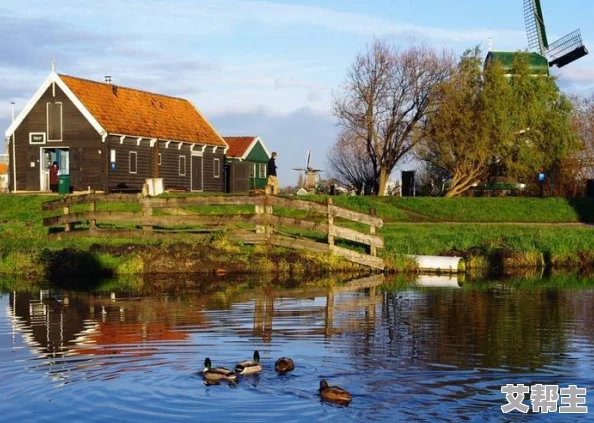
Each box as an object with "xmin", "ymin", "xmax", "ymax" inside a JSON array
[{"xmin": 2, "ymin": 0, "xmax": 594, "ymax": 185}]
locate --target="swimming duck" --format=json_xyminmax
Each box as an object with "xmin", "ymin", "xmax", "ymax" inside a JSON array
[
  {"xmin": 203, "ymin": 357, "xmax": 237, "ymax": 384},
  {"xmin": 235, "ymin": 350, "xmax": 263, "ymax": 375},
  {"xmin": 274, "ymin": 357, "xmax": 295, "ymax": 374},
  {"xmin": 319, "ymin": 380, "xmax": 352, "ymax": 405}
]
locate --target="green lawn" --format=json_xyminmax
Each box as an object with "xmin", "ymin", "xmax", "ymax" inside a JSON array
[{"xmin": 302, "ymin": 195, "xmax": 594, "ymax": 223}]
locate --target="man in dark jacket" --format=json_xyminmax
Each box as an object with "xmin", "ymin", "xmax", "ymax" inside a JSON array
[{"xmin": 267, "ymin": 152, "xmax": 278, "ymax": 194}]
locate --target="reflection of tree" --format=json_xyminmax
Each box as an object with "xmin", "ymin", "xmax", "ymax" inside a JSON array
[{"xmin": 347, "ymin": 286, "xmax": 570, "ymax": 371}]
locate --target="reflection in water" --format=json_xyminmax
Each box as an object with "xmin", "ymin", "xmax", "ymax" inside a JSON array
[{"xmin": 1, "ymin": 273, "xmax": 594, "ymax": 422}]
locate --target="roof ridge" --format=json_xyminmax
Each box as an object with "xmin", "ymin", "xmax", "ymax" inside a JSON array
[{"xmin": 58, "ymin": 74, "xmax": 190, "ymax": 102}]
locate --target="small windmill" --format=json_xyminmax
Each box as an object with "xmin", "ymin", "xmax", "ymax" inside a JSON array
[
  {"xmin": 292, "ymin": 150, "xmax": 322, "ymax": 190},
  {"xmin": 524, "ymin": 0, "xmax": 588, "ymax": 68}
]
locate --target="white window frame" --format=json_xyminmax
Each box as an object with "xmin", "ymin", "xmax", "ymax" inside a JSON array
[
  {"xmin": 129, "ymin": 151, "xmax": 137, "ymax": 174},
  {"xmin": 213, "ymin": 158, "xmax": 220, "ymax": 178},
  {"xmin": 46, "ymin": 102, "xmax": 63, "ymax": 142},
  {"xmin": 259, "ymin": 163, "xmax": 267, "ymax": 179},
  {"xmin": 250, "ymin": 163, "xmax": 256, "ymax": 178},
  {"xmin": 29, "ymin": 132, "xmax": 46, "ymax": 145},
  {"xmin": 158, "ymin": 153, "xmax": 162, "ymax": 166},
  {"xmin": 110, "ymin": 149, "xmax": 116, "ymax": 162},
  {"xmin": 179, "ymin": 155, "xmax": 186, "ymax": 176}
]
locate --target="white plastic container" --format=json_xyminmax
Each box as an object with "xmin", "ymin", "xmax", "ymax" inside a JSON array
[
  {"xmin": 145, "ymin": 178, "xmax": 155, "ymax": 196},
  {"xmin": 408, "ymin": 255, "xmax": 465, "ymax": 273},
  {"xmin": 153, "ymin": 178, "xmax": 164, "ymax": 195}
]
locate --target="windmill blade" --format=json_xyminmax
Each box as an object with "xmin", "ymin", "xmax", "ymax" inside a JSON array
[
  {"xmin": 548, "ymin": 29, "xmax": 589, "ymax": 68},
  {"xmin": 524, "ymin": 0, "xmax": 549, "ymax": 55},
  {"xmin": 306, "ymin": 150, "xmax": 311, "ymax": 169},
  {"xmin": 292, "ymin": 168, "xmax": 307, "ymax": 172}
]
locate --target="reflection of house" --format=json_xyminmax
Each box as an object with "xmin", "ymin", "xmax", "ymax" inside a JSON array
[
  {"xmin": 224, "ymin": 136, "xmax": 271, "ymax": 190},
  {"xmin": 5, "ymin": 72, "xmax": 228, "ymax": 192},
  {"xmin": 7, "ymin": 291, "xmax": 204, "ymax": 359}
]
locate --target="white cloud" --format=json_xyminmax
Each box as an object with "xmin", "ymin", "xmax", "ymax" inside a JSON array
[{"xmin": 16, "ymin": 0, "xmax": 524, "ymax": 47}]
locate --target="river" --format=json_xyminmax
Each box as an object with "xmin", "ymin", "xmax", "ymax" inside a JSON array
[{"xmin": 1, "ymin": 273, "xmax": 592, "ymax": 422}]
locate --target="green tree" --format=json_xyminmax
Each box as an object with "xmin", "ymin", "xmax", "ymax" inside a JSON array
[
  {"xmin": 506, "ymin": 55, "xmax": 577, "ymax": 187},
  {"xmin": 420, "ymin": 49, "xmax": 578, "ymax": 197},
  {"xmin": 419, "ymin": 48, "xmax": 512, "ymax": 197}
]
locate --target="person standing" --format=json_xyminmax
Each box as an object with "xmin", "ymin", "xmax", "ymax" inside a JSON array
[
  {"xmin": 267, "ymin": 152, "xmax": 278, "ymax": 194},
  {"xmin": 49, "ymin": 162, "xmax": 59, "ymax": 193}
]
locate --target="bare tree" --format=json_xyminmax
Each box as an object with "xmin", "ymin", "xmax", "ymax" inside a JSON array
[
  {"xmin": 327, "ymin": 129, "xmax": 375, "ymax": 194},
  {"xmin": 334, "ymin": 40, "xmax": 453, "ymax": 195}
]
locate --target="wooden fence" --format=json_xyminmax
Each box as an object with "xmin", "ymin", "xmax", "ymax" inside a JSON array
[{"xmin": 42, "ymin": 194, "xmax": 385, "ymax": 270}]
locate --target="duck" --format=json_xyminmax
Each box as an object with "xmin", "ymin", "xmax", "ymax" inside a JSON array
[
  {"xmin": 202, "ymin": 357, "xmax": 237, "ymax": 384},
  {"xmin": 274, "ymin": 357, "xmax": 295, "ymax": 374},
  {"xmin": 319, "ymin": 380, "xmax": 352, "ymax": 405},
  {"xmin": 235, "ymin": 350, "xmax": 262, "ymax": 375}
]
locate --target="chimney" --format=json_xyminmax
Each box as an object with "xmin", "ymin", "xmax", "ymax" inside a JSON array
[{"xmin": 105, "ymin": 75, "xmax": 112, "ymax": 84}]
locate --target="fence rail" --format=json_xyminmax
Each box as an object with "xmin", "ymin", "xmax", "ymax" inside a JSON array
[{"xmin": 42, "ymin": 193, "xmax": 385, "ymax": 269}]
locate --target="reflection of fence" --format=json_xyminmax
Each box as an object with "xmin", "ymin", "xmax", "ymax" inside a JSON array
[{"xmin": 42, "ymin": 194, "xmax": 385, "ymax": 270}]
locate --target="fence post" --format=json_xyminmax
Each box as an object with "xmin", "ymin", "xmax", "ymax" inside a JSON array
[
  {"xmin": 327, "ymin": 197, "xmax": 335, "ymax": 246},
  {"xmin": 89, "ymin": 191, "xmax": 97, "ymax": 231},
  {"xmin": 264, "ymin": 196, "xmax": 274, "ymax": 235},
  {"xmin": 63, "ymin": 202, "xmax": 71, "ymax": 232},
  {"xmin": 142, "ymin": 197, "xmax": 153, "ymax": 234},
  {"xmin": 255, "ymin": 198, "xmax": 265, "ymax": 234},
  {"xmin": 369, "ymin": 207, "xmax": 377, "ymax": 257}
]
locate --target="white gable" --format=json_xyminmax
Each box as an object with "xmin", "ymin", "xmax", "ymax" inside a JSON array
[{"xmin": 5, "ymin": 72, "xmax": 106, "ymax": 138}]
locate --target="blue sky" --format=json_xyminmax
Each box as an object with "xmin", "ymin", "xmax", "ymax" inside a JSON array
[{"xmin": 2, "ymin": 0, "xmax": 594, "ymax": 184}]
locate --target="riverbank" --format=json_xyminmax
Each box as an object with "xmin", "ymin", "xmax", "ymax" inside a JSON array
[{"xmin": 0, "ymin": 194, "xmax": 593, "ymax": 278}]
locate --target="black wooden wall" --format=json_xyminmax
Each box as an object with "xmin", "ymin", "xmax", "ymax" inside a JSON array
[{"xmin": 11, "ymin": 84, "xmax": 103, "ymax": 191}]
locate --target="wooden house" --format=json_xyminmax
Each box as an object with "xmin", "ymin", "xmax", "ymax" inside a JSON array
[
  {"xmin": 4, "ymin": 72, "xmax": 228, "ymax": 193},
  {"xmin": 224, "ymin": 136, "xmax": 271, "ymax": 190}
]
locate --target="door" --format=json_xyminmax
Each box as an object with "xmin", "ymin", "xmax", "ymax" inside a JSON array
[
  {"xmin": 229, "ymin": 161, "xmax": 250, "ymax": 193},
  {"xmin": 191, "ymin": 155, "xmax": 203, "ymax": 191}
]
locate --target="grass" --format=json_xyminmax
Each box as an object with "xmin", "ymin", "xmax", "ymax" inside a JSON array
[{"xmin": 301, "ymin": 195, "xmax": 594, "ymax": 223}]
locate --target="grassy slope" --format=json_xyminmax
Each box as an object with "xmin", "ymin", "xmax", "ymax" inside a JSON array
[{"xmin": 304, "ymin": 195, "xmax": 594, "ymax": 223}]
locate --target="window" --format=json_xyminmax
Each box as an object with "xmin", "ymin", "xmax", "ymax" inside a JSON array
[
  {"xmin": 259, "ymin": 163, "xmax": 267, "ymax": 179},
  {"xmin": 110, "ymin": 149, "xmax": 116, "ymax": 162},
  {"xmin": 213, "ymin": 158, "xmax": 220, "ymax": 178},
  {"xmin": 250, "ymin": 163, "xmax": 256, "ymax": 178},
  {"xmin": 179, "ymin": 156, "xmax": 186, "ymax": 176},
  {"xmin": 47, "ymin": 102, "xmax": 63, "ymax": 141},
  {"xmin": 29, "ymin": 132, "xmax": 46, "ymax": 145},
  {"xmin": 158, "ymin": 153, "xmax": 162, "ymax": 166},
  {"xmin": 129, "ymin": 151, "xmax": 137, "ymax": 174}
]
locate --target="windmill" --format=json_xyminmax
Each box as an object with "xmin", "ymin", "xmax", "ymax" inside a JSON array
[
  {"xmin": 292, "ymin": 150, "xmax": 322, "ymax": 190},
  {"xmin": 524, "ymin": 0, "xmax": 588, "ymax": 68}
]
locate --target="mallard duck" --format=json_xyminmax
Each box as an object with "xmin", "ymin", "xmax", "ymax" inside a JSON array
[
  {"xmin": 319, "ymin": 380, "xmax": 352, "ymax": 405},
  {"xmin": 235, "ymin": 350, "xmax": 262, "ymax": 375},
  {"xmin": 203, "ymin": 357, "xmax": 237, "ymax": 384},
  {"xmin": 274, "ymin": 357, "xmax": 295, "ymax": 374}
]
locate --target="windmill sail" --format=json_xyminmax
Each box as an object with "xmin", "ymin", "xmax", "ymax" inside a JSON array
[
  {"xmin": 548, "ymin": 29, "xmax": 589, "ymax": 68},
  {"xmin": 524, "ymin": 0, "xmax": 548, "ymax": 56},
  {"xmin": 524, "ymin": 0, "xmax": 588, "ymax": 68}
]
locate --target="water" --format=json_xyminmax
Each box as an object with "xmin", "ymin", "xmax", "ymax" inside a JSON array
[{"xmin": 1, "ymin": 273, "xmax": 593, "ymax": 422}]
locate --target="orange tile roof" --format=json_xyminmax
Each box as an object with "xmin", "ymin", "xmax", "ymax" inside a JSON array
[
  {"xmin": 59, "ymin": 75, "xmax": 226, "ymax": 147},
  {"xmin": 224, "ymin": 136, "xmax": 256, "ymax": 158},
  {"xmin": 0, "ymin": 164, "xmax": 7, "ymax": 175}
]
